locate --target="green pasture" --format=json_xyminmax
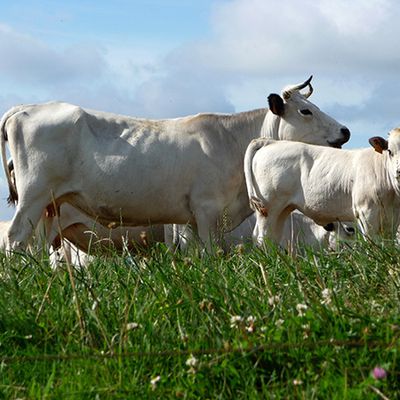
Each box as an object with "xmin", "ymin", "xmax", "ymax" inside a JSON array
[{"xmin": 0, "ymin": 239, "xmax": 399, "ymax": 399}]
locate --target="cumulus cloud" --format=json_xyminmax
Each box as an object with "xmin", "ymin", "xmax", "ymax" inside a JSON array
[
  {"xmin": 0, "ymin": 24, "xmax": 108, "ymax": 85},
  {"xmin": 1, "ymin": 1, "xmax": 400, "ymax": 129},
  {"xmin": 192, "ymin": 0, "xmax": 400, "ymax": 77}
]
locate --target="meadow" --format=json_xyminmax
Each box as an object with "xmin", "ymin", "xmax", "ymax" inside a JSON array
[{"xmin": 0, "ymin": 238, "xmax": 399, "ymax": 399}]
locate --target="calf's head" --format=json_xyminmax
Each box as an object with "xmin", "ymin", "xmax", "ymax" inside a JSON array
[
  {"xmin": 263, "ymin": 76, "xmax": 350, "ymax": 148},
  {"xmin": 370, "ymin": 128, "xmax": 400, "ymax": 193}
]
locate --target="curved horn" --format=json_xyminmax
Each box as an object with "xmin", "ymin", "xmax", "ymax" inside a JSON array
[
  {"xmin": 283, "ymin": 75, "xmax": 313, "ymax": 100},
  {"xmin": 303, "ymin": 82, "xmax": 313, "ymax": 99}
]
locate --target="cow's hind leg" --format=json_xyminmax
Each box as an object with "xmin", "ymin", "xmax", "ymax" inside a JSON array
[{"xmin": 253, "ymin": 207, "xmax": 291, "ymax": 248}]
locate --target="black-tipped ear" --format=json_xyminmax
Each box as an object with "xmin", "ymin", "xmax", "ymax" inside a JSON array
[
  {"xmin": 268, "ymin": 93, "xmax": 285, "ymax": 116},
  {"xmin": 369, "ymin": 136, "xmax": 388, "ymax": 154}
]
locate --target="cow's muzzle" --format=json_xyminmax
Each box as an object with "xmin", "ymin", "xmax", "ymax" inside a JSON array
[{"xmin": 328, "ymin": 127, "xmax": 351, "ymax": 149}]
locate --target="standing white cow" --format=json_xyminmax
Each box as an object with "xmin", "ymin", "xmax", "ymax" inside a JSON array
[
  {"xmin": 0, "ymin": 76, "xmax": 350, "ymax": 251},
  {"xmin": 244, "ymin": 129, "xmax": 400, "ymax": 246}
]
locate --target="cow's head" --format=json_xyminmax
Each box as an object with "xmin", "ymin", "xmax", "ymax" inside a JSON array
[
  {"xmin": 369, "ymin": 128, "xmax": 400, "ymax": 193},
  {"xmin": 262, "ymin": 76, "xmax": 350, "ymax": 148}
]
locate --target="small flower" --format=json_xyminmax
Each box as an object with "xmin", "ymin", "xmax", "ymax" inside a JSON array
[
  {"xmin": 150, "ymin": 375, "xmax": 161, "ymax": 390},
  {"xmin": 245, "ymin": 316, "xmax": 256, "ymax": 333},
  {"xmin": 372, "ymin": 366, "xmax": 387, "ymax": 380},
  {"xmin": 126, "ymin": 322, "xmax": 141, "ymax": 331},
  {"xmin": 296, "ymin": 303, "xmax": 308, "ymax": 317},
  {"xmin": 230, "ymin": 315, "xmax": 243, "ymax": 328},
  {"xmin": 302, "ymin": 323, "xmax": 311, "ymax": 339},
  {"xmin": 268, "ymin": 295, "xmax": 280, "ymax": 307},
  {"xmin": 321, "ymin": 288, "xmax": 332, "ymax": 305},
  {"xmin": 186, "ymin": 354, "xmax": 199, "ymax": 374},
  {"xmin": 185, "ymin": 354, "xmax": 198, "ymax": 368},
  {"xmin": 293, "ymin": 379, "xmax": 303, "ymax": 386},
  {"xmin": 275, "ymin": 319, "xmax": 284, "ymax": 327}
]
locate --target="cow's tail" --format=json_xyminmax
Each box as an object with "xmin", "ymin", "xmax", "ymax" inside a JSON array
[
  {"xmin": 244, "ymin": 137, "xmax": 275, "ymax": 215},
  {"xmin": 0, "ymin": 106, "xmax": 25, "ymax": 206}
]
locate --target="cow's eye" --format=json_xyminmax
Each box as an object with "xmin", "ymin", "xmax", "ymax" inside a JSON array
[
  {"xmin": 299, "ymin": 109, "xmax": 313, "ymax": 116},
  {"xmin": 388, "ymin": 149, "xmax": 393, "ymax": 157}
]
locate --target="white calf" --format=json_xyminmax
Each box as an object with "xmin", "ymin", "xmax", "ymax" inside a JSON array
[{"xmin": 244, "ymin": 129, "xmax": 400, "ymax": 245}]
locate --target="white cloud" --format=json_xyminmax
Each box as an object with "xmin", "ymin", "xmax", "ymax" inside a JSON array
[
  {"xmin": 0, "ymin": 24, "xmax": 107, "ymax": 86},
  {"xmin": 199, "ymin": 0, "xmax": 400, "ymax": 77}
]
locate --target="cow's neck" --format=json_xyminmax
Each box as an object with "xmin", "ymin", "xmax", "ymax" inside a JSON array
[
  {"xmin": 260, "ymin": 111, "xmax": 281, "ymax": 139},
  {"xmin": 219, "ymin": 108, "xmax": 268, "ymax": 151}
]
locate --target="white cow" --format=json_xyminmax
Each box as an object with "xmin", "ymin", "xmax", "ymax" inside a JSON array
[
  {"xmin": 244, "ymin": 129, "xmax": 400, "ymax": 246},
  {"xmin": 6, "ymin": 160, "xmax": 165, "ymax": 259},
  {"xmin": 0, "ymin": 76, "xmax": 350, "ymax": 251}
]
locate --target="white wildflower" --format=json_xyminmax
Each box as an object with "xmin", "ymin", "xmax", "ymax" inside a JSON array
[
  {"xmin": 293, "ymin": 379, "xmax": 303, "ymax": 386},
  {"xmin": 296, "ymin": 303, "xmax": 308, "ymax": 317},
  {"xmin": 302, "ymin": 323, "xmax": 311, "ymax": 339},
  {"xmin": 185, "ymin": 354, "xmax": 198, "ymax": 368},
  {"xmin": 150, "ymin": 375, "xmax": 161, "ymax": 390},
  {"xmin": 246, "ymin": 316, "xmax": 256, "ymax": 333},
  {"xmin": 126, "ymin": 322, "xmax": 142, "ymax": 331},
  {"xmin": 268, "ymin": 295, "xmax": 280, "ymax": 307},
  {"xmin": 230, "ymin": 315, "xmax": 243, "ymax": 328},
  {"xmin": 275, "ymin": 319, "xmax": 284, "ymax": 327},
  {"xmin": 321, "ymin": 288, "xmax": 332, "ymax": 306}
]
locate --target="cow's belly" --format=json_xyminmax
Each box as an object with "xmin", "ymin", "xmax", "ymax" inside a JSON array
[
  {"xmin": 299, "ymin": 196, "xmax": 354, "ymax": 226},
  {"xmin": 61, "ymin": 186, "xmax": 194, "ymax": 226}
]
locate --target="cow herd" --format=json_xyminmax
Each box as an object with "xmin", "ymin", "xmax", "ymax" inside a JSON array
[{"xmin": 0, "ymin": 75, "xmax": 395, "ymax": 265}]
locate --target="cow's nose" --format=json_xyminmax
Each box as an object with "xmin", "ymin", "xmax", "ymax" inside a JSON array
[{"xmin": 340, "ymin": 127, "xmax": 351, "ymax": 144}]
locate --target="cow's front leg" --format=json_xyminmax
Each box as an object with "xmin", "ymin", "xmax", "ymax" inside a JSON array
[
  {"xmin": 194, "ymin": 206, "xmax": 222, "ymax": 253},
  {"xmin": 354, "ymin": 204, "xmax": 382, "ymax": 240}
]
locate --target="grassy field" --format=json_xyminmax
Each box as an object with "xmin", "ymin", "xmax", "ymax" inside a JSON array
[{"xmin": 0, "ymin": 238, "xmax": 399, "ymax": 399}]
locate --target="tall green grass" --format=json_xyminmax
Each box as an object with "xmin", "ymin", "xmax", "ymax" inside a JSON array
[{"xmin": 0, "ymin": 239, "xmax": 399, "ymax": 398}]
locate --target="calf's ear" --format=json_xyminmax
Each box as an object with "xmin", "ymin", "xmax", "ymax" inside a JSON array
[
  {"xmin": 268, "ymin": 93, "xmax": 285, "ymax": 116},
  {"xmin": 369, "ymin": 136, "xmax": 388, "ymax": 154}
]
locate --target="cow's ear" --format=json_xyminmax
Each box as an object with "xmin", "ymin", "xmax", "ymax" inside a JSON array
[
  {"xmin": 268, "ymin": 93, "xmax": 285, "ymax": 116},
  {"xmin": 369, "ymin": 136, "xmax": 388, "ymax": 154}
]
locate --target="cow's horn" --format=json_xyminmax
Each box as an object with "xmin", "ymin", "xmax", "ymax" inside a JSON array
[{"xmin": 283, "ymin": 75, "xmax": 313, "ymax": 100}]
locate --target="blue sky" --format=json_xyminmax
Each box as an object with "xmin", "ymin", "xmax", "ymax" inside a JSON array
[{"xmin": 1, "ymin": 0, "xmax": 400, "ymax": 219}]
